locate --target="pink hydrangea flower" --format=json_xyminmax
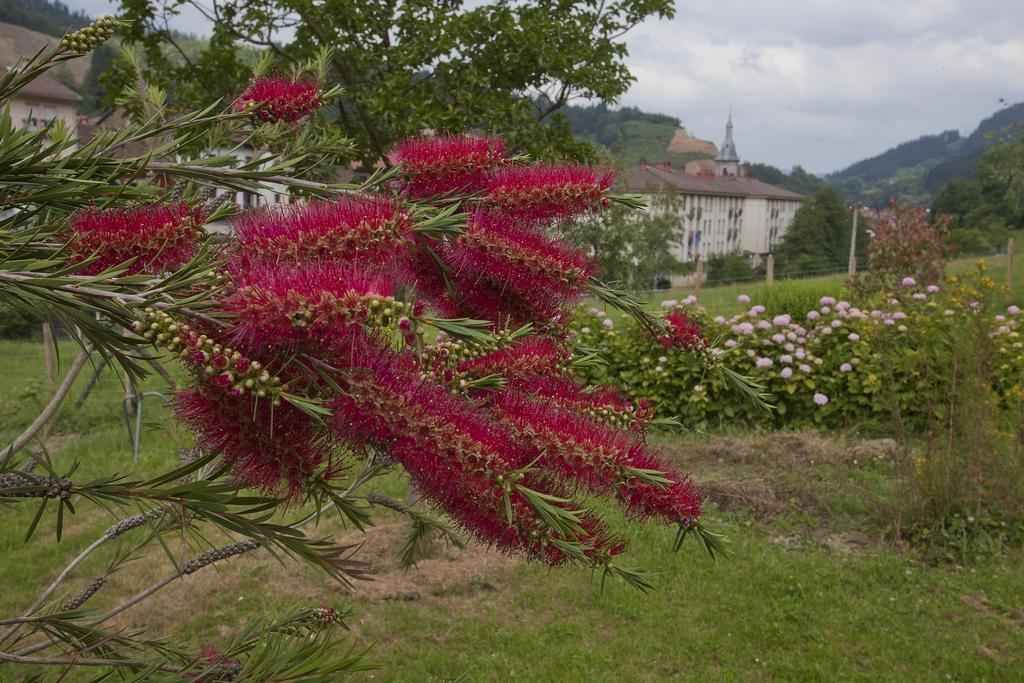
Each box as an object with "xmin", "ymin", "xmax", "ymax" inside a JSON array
[
  {"xmin": 901, "ymin": 277, "xmax": 916, "ymax": 287},
  {"xmin": 756, "ymin": 357, "xmax": 773, "ymax": 368},
  {"xmin": 840, "ymin": 363, "xmax": 853, "ymax": 373},
  {"xmin": 737, "ymin": 294, "xmax": 751, "ymax": 304},
  {"xmin": 813, "ymin": 392, "xmax": 829, "ymax": 406},
  {"xmin": 779, "ymin": 367, "xmax": 793, "ymax": 379},
  {"xmin": 773, "ymin": 314, "xmax": 792, "ymax": 326}
]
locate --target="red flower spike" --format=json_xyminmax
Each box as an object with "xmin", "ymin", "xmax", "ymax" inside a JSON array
[
  {"xmin": 232, "ymin": 197, "xmax": 412, "ymax": 265},
  {"xmin": 233, "ymin": 76, "xmax": 323, "ymax": 123},
  {"xmin": 221, "ymin": 261, "xmax": 401, "ymax": 351},
  {"xmin": 508, "ymin": 375, "xmax": 652, "ymax": 431},
  {"xmin": 458, "ymin": 337, "xmax": 571, "ymax": 383},
  {"xmin": 328, "ymin": 342, "xmax": 621, "ymax": 564},
  {"xmin": 659, "ymin": 311, "xmax": 708, "ymax": 350},
  {"xmin": 175, "ymin": 388, "xmax": 332, "ymax": 499},
  {"xmin": 67, "ymin": 203, "xmax": 204, "ymax": 275},
  {"xmin": 485, "ymin": 164, "xmax": 614, "ymax": 222},
  {"xmin": 493, "ymin": 390, "xmax": 703, "ymax": 525},
  {"xmin": 388, "ymin": 133, "xmax": 507, "ymax": 198},
  {"xmin": 449, "ymin": 212, "xmax": 597, "ymax": 297}
]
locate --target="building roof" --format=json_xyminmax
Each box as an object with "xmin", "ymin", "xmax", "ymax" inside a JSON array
[
  {"xmin": 620, "ymin": 164, "xmax": 804, "ymax": 201},
  {"xmin": 716, "ymin": 114, "xmax": 739, "ymax": 163},
  {"xmin": 16, "ymin": 73, "xmax": 80, "ymax": 103}
]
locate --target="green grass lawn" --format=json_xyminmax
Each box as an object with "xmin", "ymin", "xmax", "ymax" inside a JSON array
[
  {"xmin": 589, "ymin": 236, "xmax": 1024, "ymax": 321},
  {"xmin": 2, "ymin": 338, "xmax": 1023, "ymax": 681}
]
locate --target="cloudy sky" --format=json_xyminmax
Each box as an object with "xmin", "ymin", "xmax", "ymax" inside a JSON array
[{"xmin": 64, "ymin": 0, "xmax": 1024, "ymax": 173}]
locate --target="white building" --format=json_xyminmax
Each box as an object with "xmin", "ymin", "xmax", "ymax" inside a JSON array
[{"xmin": 621, "ymin": 116, "xmax": 803, "ymax": 265}]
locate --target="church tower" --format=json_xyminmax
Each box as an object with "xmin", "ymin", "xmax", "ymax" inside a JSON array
[{"xmin": 715, "ymin": 112, "xmax": 740, "ymax": 177}]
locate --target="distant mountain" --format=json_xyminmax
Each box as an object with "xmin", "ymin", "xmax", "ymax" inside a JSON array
[
  {"xmin": 826, "ymin": 103, "xmax": 1024, "ymax": 207},
  {"xmin": 742, "ymin": 162, "xmax": 827, "ymax": 196},
  {"xmin": 0, "ymin": 0, "xmax": 88, "ymax": 38},
  {"xmin": 559, "ymin": 103, "xmax": 719, "ymax": 168}
]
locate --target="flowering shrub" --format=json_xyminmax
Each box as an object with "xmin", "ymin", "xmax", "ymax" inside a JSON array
[
  {"xmin": 1, "ymin": 38, "xmax": 748, "ymax": 677},
  {"xmin": 107, "ymin": 128, "xmax": 732, "ymax": 585},
  {"xmin": 574, "ymin": 267, "xmax": 1024, "ymax": 432}
]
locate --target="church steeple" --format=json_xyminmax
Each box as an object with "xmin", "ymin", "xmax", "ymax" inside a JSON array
[{"xmin": 715, "ymin": 111, "xmax": 740, "ymax": 176}]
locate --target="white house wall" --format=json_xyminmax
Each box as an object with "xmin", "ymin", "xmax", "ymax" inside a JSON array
[{"xmin": 646, "ymin": 191, "xmax": 802, "ymax": 263}]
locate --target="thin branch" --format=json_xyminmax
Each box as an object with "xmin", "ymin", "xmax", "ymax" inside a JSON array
[
  {"xmin": 0, "ymin": 650, "xmax": 184, "ymax": 673},
  {"xmin": 0, "ymin": 349, "xmax": 91, "ymax": 468},
  {"xmin": 14, "ymin": 539, "xmax": 263, "ymax": 657},
  {"xmin": 0, "ymin": 509, "xmax": 167, "ymax": 648}
]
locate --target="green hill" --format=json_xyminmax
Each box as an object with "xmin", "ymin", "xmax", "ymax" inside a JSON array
[
  {"xmin": 559, "ymin": 103, "xmax": 717, "ymax": 168},
  {"xmin": 0, "ymin": 0, "xmax": 88, "ymax": 37},
  {"xmin": 826, "ymin": 102, "xmax": 1024, "ymax": 207}
]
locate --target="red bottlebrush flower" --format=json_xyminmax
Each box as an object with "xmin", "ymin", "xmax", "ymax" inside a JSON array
[
  {"xmin": 458, "ymin": 337, "xmax": 571, "ymax": 383},
  {"xmin": 67, "ymin": 203, "xmax": 203, "ymax": 275},
  {"xmin": 222, "ymin": 261, "xmax": 403, "ymax": 351},
  {"xmin": 193, "ymin": 647, "xmax": 241, "ymax": 682},
  {"xmin": 620, "ymin": 447, "xmax": 703, "ymax": 525},
  {"xmin": 175, "ymin": 388, "xmax": 331, "ymax": 498},
  {"xmin": 388, "ymin": 133, "xmax": 507, "ymax": 198},
  {"xmin": 328, "ymin": 341, "xmax": 621, "ymax": 564},
  {"xmin": 449, "ymin": 211, "xmax": 597, "ymax": 298},
  {"xmin": 492, "ymin": 390, "xmax": 702, "ymax": 525},
  {"xmin": 233, "ymin": 76, "xmax": 322, "ymax": 123},
  {"xmin": 508, "ymin": 375, "xmax": 652, "ymax": 432},
  {"xmin": 485, "ymin": 164, "xmax": 614, "ymax": 222},
  {"xmin": 232, "ymin": 197, "xmax": 412, "ymax": 265},
  {"xmin": 659, "ymin": 311, "xmax": 708, "ymax": 350},
  {"xmin": 440, "ymin": 274, "xmax": 567, "ymax": 329},
  {"xmin": 313, "ymin": 605, "xmax": 341, "ymax": 626}
]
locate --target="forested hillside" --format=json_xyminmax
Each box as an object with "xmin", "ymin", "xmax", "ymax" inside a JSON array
[
  {"xmin": 0, "ymin": 0, "xmax": 87, "ymax": 36},
  {"xmin": 826, "ymin": 103, "xmax": 1024, "ymax": 207},
  {"xmin": 559, "ymin": 103, "xmax": 717, "ymax": 167}
]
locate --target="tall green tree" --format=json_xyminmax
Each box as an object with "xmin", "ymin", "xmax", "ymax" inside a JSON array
[
  {"xmin": 562, "ymin": 189, "xmax": 688, "ymax": 289},
  {"xmin": 112, "ymin": 0, "xmax": 674, "ymax": 162},
  {"xmin": 774, "ymin": 187, "xmax": 868, "ymax": 275}
]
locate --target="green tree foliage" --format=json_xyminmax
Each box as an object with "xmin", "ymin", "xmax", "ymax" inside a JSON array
[
  {"xmin": 931, "ymin": 135, "xmax": 1024, "ymax": 253},
  {"xmin": 706, "ymin": 253, "xmax": 757, "ymax": 285},
  {"xmin": 851, "ymin": 200, "xmax": 951, "ymax": 295},
  {"xmin": 562, "ymin": 189, "xmax": 689, "ymax": 289},
  {"xmin": 743, "ymin": 163, "xmax": 826, "ymax": 196},
  {"xmin": 0, "ymin": 0, "xmax": 88, "ymax": 37},
  {"xmin": 112, "ymin": 0, "xmax": 674, "ymax": 162},
  {"xmin": 773, "ymin": 187, "xmax": 868, "ymax": 276}
]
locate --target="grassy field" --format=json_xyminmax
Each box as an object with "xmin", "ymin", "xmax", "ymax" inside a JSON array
[
  {"xmin": 589, "ymin": 238, "xmax": 1024, "ymax": 321},
  {"xmin": 2, "ymin": 338, "xmax": 1024, "ymax": 681}
]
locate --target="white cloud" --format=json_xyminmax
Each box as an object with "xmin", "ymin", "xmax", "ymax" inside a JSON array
[{"xmin": 621, "ymin": 1, "xmax": 1024, "ymax": 172}]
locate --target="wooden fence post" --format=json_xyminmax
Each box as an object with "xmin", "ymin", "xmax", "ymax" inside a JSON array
[
  {"xmin": 41, "ymin": 322, "xmax": 56, "ymax": 396},
  {"xmin": 766, "ymin": 254, "xmax": 775, "ymax": 287},
  {"xmin": 848, "ymin": 208, "xmax": 859, "ymax": 276},
  {"xmin": 694, "ymin": 259, "xmax": 703, "ymax": 302}
]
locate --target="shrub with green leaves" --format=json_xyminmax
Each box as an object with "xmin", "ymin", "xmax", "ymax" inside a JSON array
[{"xmin": 573, "ymin": 266, "xmax": 1024, "ymax": 432}]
